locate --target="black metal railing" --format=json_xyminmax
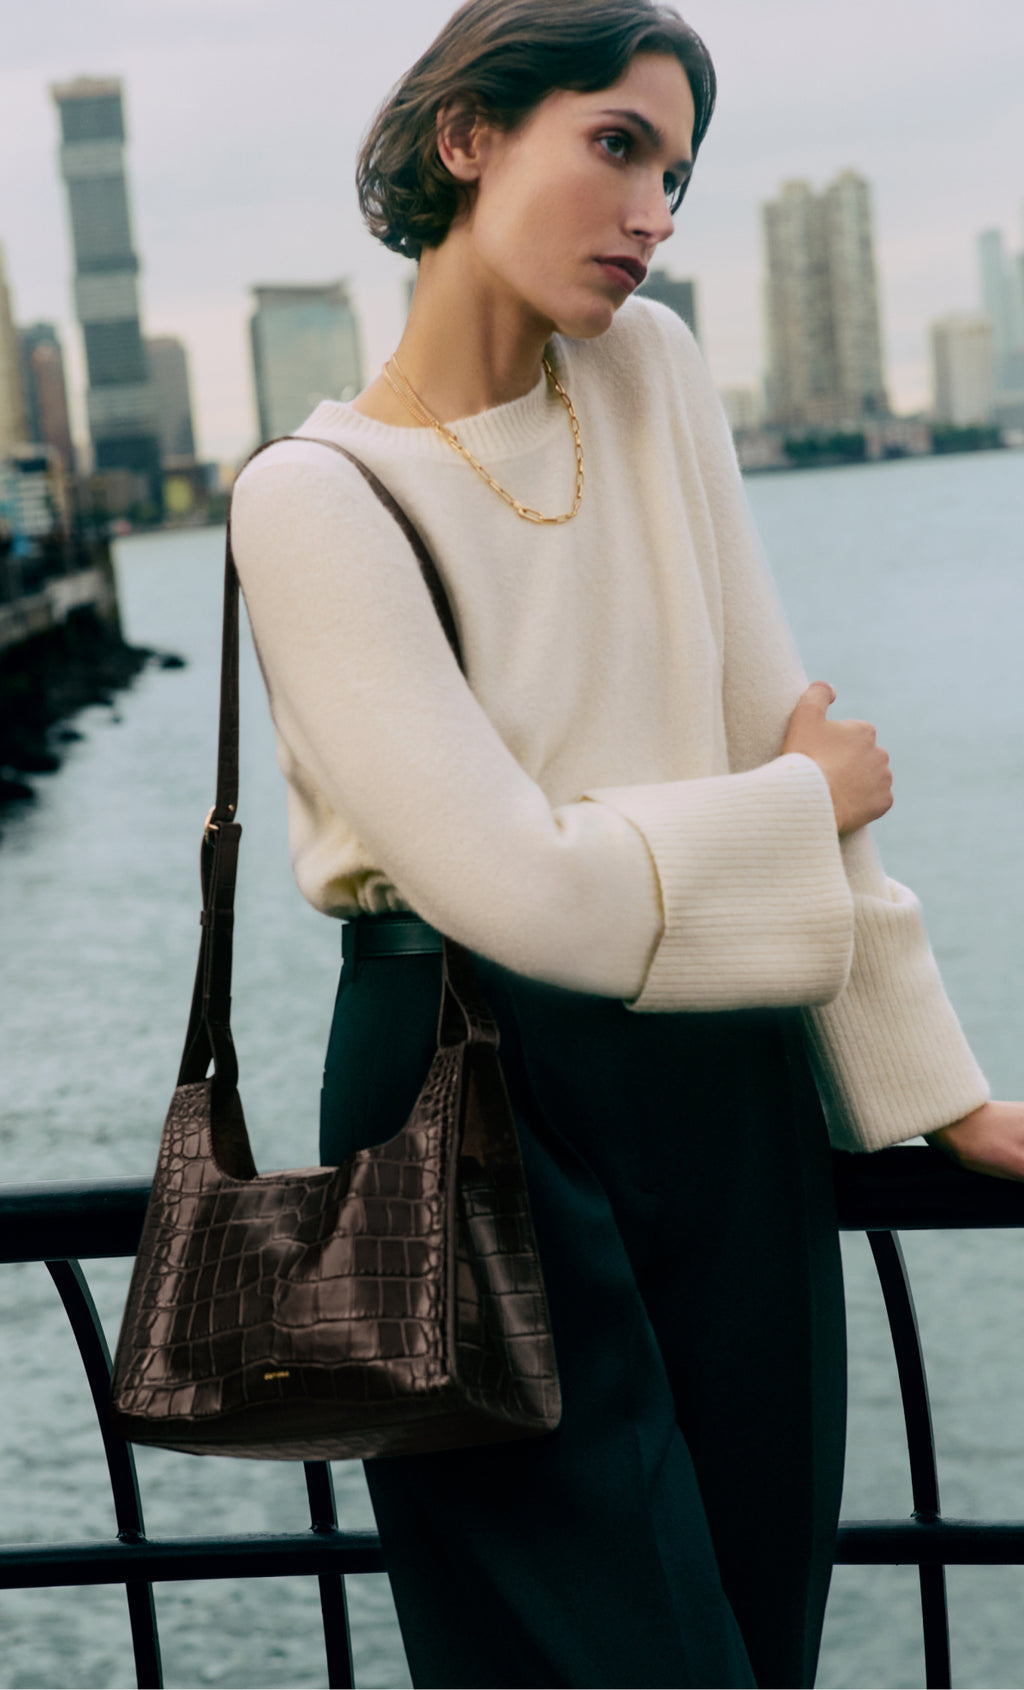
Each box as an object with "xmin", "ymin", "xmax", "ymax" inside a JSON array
[
  {"xmin": 832, "ymin": 1147, "xmax": 1024, "ymax": 1689},
  {"xmin": 1, "ymin": 1148, "xmax": 1023, "ymax": 1690}
]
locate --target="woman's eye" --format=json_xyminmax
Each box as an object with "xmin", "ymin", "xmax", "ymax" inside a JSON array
[{"xmin": 599, "ymin": 132, "xmax": 684, "ymax": 213}]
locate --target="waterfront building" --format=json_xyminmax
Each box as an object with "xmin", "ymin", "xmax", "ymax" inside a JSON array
[
  {"xmin": 825, "ymin": 172, "xmax": 888, "ymax": 421},
  {"xmin": 18, "ymin": 324, "xmax": 75, "ymax": 472},
  {"xmin": 978, "ymin": 230, "xmax": 1019, "ymax": 365},
  {"xmin": 146, "ymin": 336, "xmax": 197, "ymax": 463},
  {"xmin": 249, "ymin": 282, "xmax": 364, "ymax": 441},
  {"xmin": 763, "ymin": 182, "xmax": 827, "ymax": 428},
  {"xmin": 636, "ymin": 270, "xmax": 700, "ymax": 342},
  {"xmin": 930, "ymin": 313, "xmax": 996, "ymax": 427},
  {"xmin": 763, "ymin": 171, "xmax": 888, "ymax": 430},
  {"xmin": 0, "ymin": 447, "xmax": 68, "ymax": 545},
  {"xmin": 977, "ymin": 226, "xmax": 1024, "ymax": 430},
  {"xmin": 0, "ymin": 244, "xmax": 28, "ymax": 457},
  {"xmin": 719, "ymin": 386, "xmax": 761, "ymax": 433},
  {"xmin": 51, "ymin": 77, "xmax": 162, "ymax": 511}
]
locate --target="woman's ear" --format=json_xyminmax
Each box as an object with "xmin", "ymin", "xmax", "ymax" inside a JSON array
[{"xmin": 436, "ymin": 101, "xmax": 490, "ymax": 183}]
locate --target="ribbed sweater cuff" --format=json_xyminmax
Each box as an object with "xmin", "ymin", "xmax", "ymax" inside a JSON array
[
  {"xmin": 801, "ymin": 879, "xmax": 991, "ymax": 1152},
  {"xmin": 583, "ymin": 754, "xmax": 854, "ymax": 1012}
]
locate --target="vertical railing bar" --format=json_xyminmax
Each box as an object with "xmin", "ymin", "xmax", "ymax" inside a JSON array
[
  {"xmin": 919, "ymin": 1564, "xmax": 953, "ymax": 1690},
  {"xmin": 125, "ymin": 1583, "xmax": 164, "ymax": 1689},
  {"xmin": 45, "ymin": 1260, "xmax": 163, "ymax": 1689},
  {"xmin": 317, "ymin": 1569, "xmax": 356, "ymax": 1690},
  {"xmin": 304, "ymin": 1462, "xmax": 355, "ymax": 1690},
  {"xmin": 304, "ymin": 1461, "xmax": 339, "ymax": 1532},
  {"xmin": 867, "ymin": 1231, "xmax": 952, "ymax": 1690},
  {"xmin": 866, "ymin": 1233, "xmax": 941, "ymax": 1515}
]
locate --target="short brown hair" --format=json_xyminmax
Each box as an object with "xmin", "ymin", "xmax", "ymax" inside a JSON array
[{"xmin": 357, "ymin": 0, "xmax": 716, "ymax": 261}]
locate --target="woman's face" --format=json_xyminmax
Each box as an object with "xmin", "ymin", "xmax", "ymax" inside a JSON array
[{"xmin": 446, "ymin": 52, "xmax": 696, "ymax": 340}]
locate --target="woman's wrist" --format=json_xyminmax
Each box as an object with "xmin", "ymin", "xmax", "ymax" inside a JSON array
[
  {"xmin": 924, "ymin": 1101, "xmax": 1024, "ymax": 1183},
  {"xmin": 924, "ymin": 1103, "xmax": 989, "ymax": 1149}
]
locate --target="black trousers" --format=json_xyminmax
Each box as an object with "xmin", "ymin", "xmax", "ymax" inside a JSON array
[{"xmin": 320, "ymin": 939, "xmax": 847, "ymax": 1690}]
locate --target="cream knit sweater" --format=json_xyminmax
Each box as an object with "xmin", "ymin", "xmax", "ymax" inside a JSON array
[{"xmin": 232, "ymin": 297, "xmax": 989, "ymax": 1154}]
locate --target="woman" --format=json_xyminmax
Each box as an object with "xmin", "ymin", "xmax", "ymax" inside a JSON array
[{"xmin": 232, "ymin": 2, "xmax": 1024, "ymax": 1684}]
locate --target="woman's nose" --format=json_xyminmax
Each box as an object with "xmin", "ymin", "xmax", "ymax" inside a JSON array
[{"xmin": 628, "ymin": 176, "xmax": 675, "ymax": 246}]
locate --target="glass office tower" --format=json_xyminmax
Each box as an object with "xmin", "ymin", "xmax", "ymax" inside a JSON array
[
  {"xmin": 250, "ymin": 283, "xmax": 364, "ymax": 441},
  {"xmin": 51, "ymin": 77, "xmax": 161, "ymax": 506}
]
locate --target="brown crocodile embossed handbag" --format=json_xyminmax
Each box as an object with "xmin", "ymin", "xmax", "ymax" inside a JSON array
[{"xmin": 108, "ymin": 440, "xmax": 562, "ymax": 1460}]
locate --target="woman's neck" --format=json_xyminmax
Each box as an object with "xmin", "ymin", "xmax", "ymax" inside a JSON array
[{"xmin": 352, "ymin": 235, "xmax": 556, "ymax": 428}]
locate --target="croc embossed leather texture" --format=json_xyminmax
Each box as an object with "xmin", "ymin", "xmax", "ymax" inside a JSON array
[{"xmin": 108, "ymin": 440, "xmax": 562, "ymax": 1460}]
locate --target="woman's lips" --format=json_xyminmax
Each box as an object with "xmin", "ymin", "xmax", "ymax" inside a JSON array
[{"xmin": 596, "ymin": 257, "xmax": 647, "ymax": 293}]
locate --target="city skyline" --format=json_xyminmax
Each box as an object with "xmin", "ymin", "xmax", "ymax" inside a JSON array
[{"xmin": 2, "ymin": 0, "xmax": 1022, "ymax": 459}]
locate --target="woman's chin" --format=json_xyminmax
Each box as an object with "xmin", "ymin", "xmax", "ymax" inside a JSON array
[{"xmin": 551, "ymin": 296, "xmax": 620, "ymax": 341}]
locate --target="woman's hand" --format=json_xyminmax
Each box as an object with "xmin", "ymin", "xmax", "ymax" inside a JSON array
[
  {"xmin": 926, "ymin": 1102, "xmax": 1024, "ymax": 1182},
  {"xmin": 783, "ymin": 681, "xmax": 894, "ymax": 836}
]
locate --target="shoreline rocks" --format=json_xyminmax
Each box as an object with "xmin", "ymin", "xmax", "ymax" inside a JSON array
[{"xmin": 0, "ymin": 604, "xmax": 184, "ymax": 819}]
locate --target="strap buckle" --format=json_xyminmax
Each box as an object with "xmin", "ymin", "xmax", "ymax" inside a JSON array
[{"xmin": 204, "ymin": 805, "xmax": 235, "ymax": 845}]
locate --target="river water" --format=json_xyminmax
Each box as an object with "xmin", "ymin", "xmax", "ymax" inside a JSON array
[{"xmin": 1, "ymin": 448, "xmax": 1023, "ymax": 1688}]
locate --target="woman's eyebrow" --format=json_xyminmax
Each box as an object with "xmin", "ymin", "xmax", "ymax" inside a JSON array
[{"xmin": 595, "ymin": 107, "xmax": 694, "ymax": 177}]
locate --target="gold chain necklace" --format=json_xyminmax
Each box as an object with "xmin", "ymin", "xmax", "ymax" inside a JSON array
[{"xmin": 382, "ymin": 353, "xmax": 584, "ymax": 526}]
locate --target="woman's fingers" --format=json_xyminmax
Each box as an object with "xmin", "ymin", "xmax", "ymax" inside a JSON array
[
  {"xmin": 785, "ymin": 682, "xmax": 837, "ymax": 739},
  {"xmin": 782, "ymin": 683, "xmax": 892, "ymax": 835},
  {"xmin": 926, "ymin": 1102, "xmax": 1024, "ymax": 1183},
  {"xmin": 802, "ymin": 679, "xmax": 838, "ymax": 714}
]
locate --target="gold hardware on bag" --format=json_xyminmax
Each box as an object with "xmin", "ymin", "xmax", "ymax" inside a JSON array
[{"xmin": 204, "ymin": 804, "xmax": 236, "ymax": 844}]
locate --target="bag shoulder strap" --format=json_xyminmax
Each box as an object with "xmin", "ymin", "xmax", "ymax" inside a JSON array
[{"xmin": 177, "ymin": 434, "xmax": 474, "ymax": 1089}]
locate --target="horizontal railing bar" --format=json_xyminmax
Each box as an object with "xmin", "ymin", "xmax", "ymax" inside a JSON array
[
  {"xmin": 836, "ymin": 1519, "xmax": 1024, "ymax": 1565},
  {"xmin": 5, "ymin": 1517, "xmax": 1024, "ymax": 1592},
  {"xmin": 3, "ymin": 1149, "xmax": 1023, "ymax": 1265},
  {"xmin": 0, "ymin": 1530, "xmax": 386, "ymax": 1590},
  {"xmin": 0, "ymin": 1178, "xmax": 150, "ymax": 1262},
  {"xmin": 833, "ymin": 1147, "xmax": 1024, "ymax": 1231}
]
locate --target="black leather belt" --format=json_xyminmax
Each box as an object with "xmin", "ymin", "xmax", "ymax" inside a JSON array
[{"xmin": 342, "ymin": 912, "xmax": 444, "ymax": 966}]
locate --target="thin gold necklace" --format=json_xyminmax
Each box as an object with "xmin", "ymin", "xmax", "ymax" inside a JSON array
[{"xmin": 382, "ymin": 353, "xmax": 584, "ymax": 526}]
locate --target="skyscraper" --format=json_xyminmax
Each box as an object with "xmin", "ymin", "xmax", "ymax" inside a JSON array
[
  {"xmin": 51, "ymin": 77, "xmax": 161, "ymax": 505},
  {"xmin": 636, "ymin": 271, "xmax": 701, "ymax": 342},
  {"xmin": 977, "ymin": 226, "xmax": 1024, "ymax": 417},
  {"xmin": 250, "ymin": 282, "xmax": 364, "ymax": 440},
  {"xmin": 931, "ymin": 313, "xmax": 996, "ymax": 426},
  {"xmin": 146, "ymin": 336, "xmax": 197, "ymax": 463},
  {"xmin": 0, "ymin": 244, "xmax": 28, "ymax": 456},
  {"xmin": 19, "ymin": 324, "xmax": 75, "ymax": 471},
  {"xmin": 763, "ymin": 171, "xmax": 887, "ymax": 429},
  {"xmin": 763, "ymin": 182, "xmax": 832, "ymax": 428},
  {"xmin": 719, "ymin": 387, "xmax": 761, "ymax": 432},
  {"xmin": 824, "ymin": 172, "xmax": 888, "ymax": 421},
  {"xmin": 978, "ymin": 230, "xmax": 1016, "ymax": 360}
]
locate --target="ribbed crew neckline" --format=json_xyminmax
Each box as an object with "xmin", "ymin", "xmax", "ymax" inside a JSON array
[{"xmin": 298, "ymin": 340, "xmax": 573, "ymax": 463}]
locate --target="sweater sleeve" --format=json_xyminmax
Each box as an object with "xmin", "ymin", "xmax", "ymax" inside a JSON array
[
  {"xmin": 633, "ymin": 303, "xmax": 989, "ymax": 1150},
  {"xmin": 231, "ymin": 444, "xmax": 853, "ymax": 1008},
  {"xmin": 799, "ymin": 828, "xmax": 989, "ymax": 1151}
]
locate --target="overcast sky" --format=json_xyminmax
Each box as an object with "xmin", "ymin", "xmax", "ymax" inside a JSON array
[{"xmin": 2, "ymin": 0, "xmax": 1022, "ymax": 460}]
